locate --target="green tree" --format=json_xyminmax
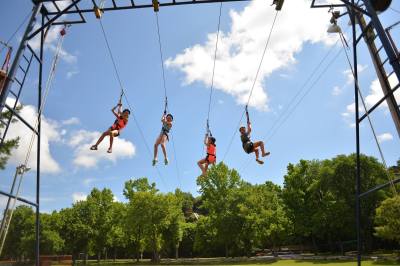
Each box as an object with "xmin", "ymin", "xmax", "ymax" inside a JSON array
[
  {"xmin": 2, "ymin": 206, "xmax": 35, "ymax": 261},
  {"xmin": 86, "ymin": 188, "xmax": 114, "ymax": 261},
  {"xmin": 197, "ymin": 162, "xmax": 243, "ymax": 257},
  {"xmin": 59, "ymin": 201, "xmax": 94, "ymax": 264},
  {"xmin": 40, "ymin": 212, "xmax": 64, "ymax": 255},
  {"xmin": 374, "ymin": 195, "xmax": 400, "ymax": 245}
]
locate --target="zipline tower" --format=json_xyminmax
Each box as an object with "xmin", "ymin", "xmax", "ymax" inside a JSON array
[
  {"xmin": 0, "ymin": 0, "xmax": 282, "ymax": 265},
  {"xmin": 312, "ymin": 0, "xmax": 400, "ymax": 265},
  {"xmin": 0, "ymin": 0, "xmax": 398, "ymax": 265}
]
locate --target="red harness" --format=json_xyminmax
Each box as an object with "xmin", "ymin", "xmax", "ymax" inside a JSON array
[
  {"xmin": 111, "ymin": 117, "xmax": 127, "ymax": 131},
  {"xmin": 206, "ymin": 144, "xmax": 216, "ymax": 163}
]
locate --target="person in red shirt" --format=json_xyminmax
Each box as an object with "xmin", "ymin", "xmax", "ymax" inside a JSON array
[
  {"xmin": 197, "ymin": 133, "xmax": 216, "ymax": 176},
  {"xmin": 90, "ymin": 102, "xmax": 130, "ymax": 153}
]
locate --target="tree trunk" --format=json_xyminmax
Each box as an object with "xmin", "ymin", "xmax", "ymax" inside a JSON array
[
  {"xmin": 114, "ymin": 248, "xmax": 117, "ymax": 262},
  {"xmin": 97, "ymin": 252, "xmax": 100, "ymax": 263},
  {"xmin": 175, "ymin": 243, "xmax": 179, "ymax": 259},
  {"xmin": 225, "ymin": 243, "xmax": 229, "ymax": 258}
]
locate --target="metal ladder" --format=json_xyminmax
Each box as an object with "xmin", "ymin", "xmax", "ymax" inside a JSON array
[
  {"xmin": 0, "ymin": 44, "xmax": 40, "ymax": 146},
  {"xmin": 357, "ymin": 14, "xmax": 400, "ymax": 137}
]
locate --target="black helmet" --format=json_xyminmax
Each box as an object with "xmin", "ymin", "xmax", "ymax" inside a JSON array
[
  {"xmin": 123, "ymin": 109, "xmax": 131, "ymax": 114},
  {"xmin": 166, "ymin": 113, "xmax": 174, "ymax": 121}
]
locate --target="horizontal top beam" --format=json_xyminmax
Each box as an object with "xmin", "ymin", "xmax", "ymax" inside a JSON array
[{"xmin": 41, "ymin": 0, "xmax": 252, "ymax": 16}]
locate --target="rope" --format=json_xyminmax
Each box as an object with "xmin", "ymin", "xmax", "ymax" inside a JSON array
[
  {"xmin": 222, "ymin": 10, "xmax": 279, "ymax": 161},
  {"xmin": 339, "ymin": 32, "xmax": 398, "ymax": 195},
  {"xmin": 390, "ymin": 7, "xmax": 400, "ymax": 14},
  {"xmin": 97, "ymin": 16, "xmax": 166, "ymax": 186},
  {"xmin": 155, "ymin": 12, "xmax": 168, "ymax": 110},
  {"xmin": 238, "ymin": 34, "xmax": 345, "ymax": 173},
  {"xmin": 154, "ymin": 11, "xmax": 182, "ymax": 188},
  {"xmin": 0, "ymin": 27, "xmax": 67, "ymax": 256},
  {"xmin": 206, "ymin": 2, "xmax": 223, "ymax": 133}
]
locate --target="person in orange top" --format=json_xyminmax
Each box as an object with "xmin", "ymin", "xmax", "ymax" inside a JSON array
[
  {"xmin": 90, "ymin": 102, "xmax": 130, "ymax": 153},
  {"xmin": 197, "ymin": 133, "xmax": 216, "ymax": 175}
]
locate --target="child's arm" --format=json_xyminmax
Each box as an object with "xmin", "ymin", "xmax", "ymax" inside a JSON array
[
  {"xmin": 247, "ymin": 120, "xmax": 252, "ymax": 134},
  {"xmin": 204, "ymin": 134, "xmax": 208, "ymax": 146},
  {"xmin": 246, "ymin": 110, "xmax": 252, "ymax": 134},
  {"xmin": 161, "ymin": 113, "xmax": 166, "ymax": 123},
  {"xmin": 111, "ymin": 104, "xmax": 121, "ymax": 118}
]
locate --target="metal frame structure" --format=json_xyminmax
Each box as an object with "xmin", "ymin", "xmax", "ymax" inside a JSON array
[
  {"xmin": 311, "ymin": 1, "xmax": 400, "ymax": 266},
  {"xmin": 0, "ymin": 0, "xmax": 261, "ymax": 265},
  {"xmin": 0, "ymin": 0, "xmax": 398, "ymax": 265}
]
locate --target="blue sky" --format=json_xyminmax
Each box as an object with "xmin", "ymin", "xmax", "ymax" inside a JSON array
[{"xmin": 1, "ymin": 0, "xmax": 400, "ymax": 212}]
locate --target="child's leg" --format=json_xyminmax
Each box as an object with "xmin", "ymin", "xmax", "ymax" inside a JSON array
[
  {"xmin": 108, "ymin": 134, "xmax": 114, "ymax": 152},
  {"xmin": 160, "ymin": 135, "xmax": 168, "ymax": 159},
  {"xmin": 197, "ymin": 158, "xmax": 207, "ymax": 175},
  {"xmin": 93, "ymin": 130, "xmax": 110, "ymax": 147},
  {"xmin": 253, "ymin": 141, "xmax": 269, "ymax": 157},
  {"xmin": 204, "ymin": 162, "xmax": 209, "ymax": 173},
  {"xmin": 254, "ymin": 148, "xmax": 264, "ymax": 164},
  {"xmin": 153, "ymin": 135, "xmax": 162, "ymax": 159}
]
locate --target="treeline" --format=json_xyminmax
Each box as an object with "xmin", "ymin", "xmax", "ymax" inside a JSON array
[{"xmin": 3, "ymin": 154, "xmax": 400, "ymax": 262}]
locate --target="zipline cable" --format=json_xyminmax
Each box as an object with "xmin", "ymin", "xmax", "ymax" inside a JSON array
[
  {"xmin": 237, "ymin": 26, "xmax": 353, "ymax": 172},
  {"xmin": 239, "ymin": 45, "xmax": 344, "ymax": 172},
  {"xmin": 97, "ymin": 16, "xmax": 166, "ymax": 186},
  {"xmin": 222, "ymin": 10, "xmax": 279, "ymax": 162},
  {"xmin": 206, "ymin": 2, "xmax": 223, "ymax": 132},
  {"xmin": 154, "ymin": 11, "xmax": 182, "ymax": 188},
  {"xmin": 0, "ymin": 26, "xmax": 68, "ymax": 256},
  {"xmin": 338, "ymin": 32, "xmax": 398, "ymax": 195}
]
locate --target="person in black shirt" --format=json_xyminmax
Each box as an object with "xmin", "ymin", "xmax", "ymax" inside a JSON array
[{"xmin": 239, "ymin": 107, "xmax": 270, "ymax": 164}]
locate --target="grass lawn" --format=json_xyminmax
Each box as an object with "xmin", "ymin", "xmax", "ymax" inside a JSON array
[{"xmin": 76, "ymin": 259, "xmax": 400, "ymax": 266}]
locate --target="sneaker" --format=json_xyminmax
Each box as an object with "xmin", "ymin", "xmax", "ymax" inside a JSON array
[
  {"xmin": 90, "ymin": 145, "xmax": 98, "ymax": 151},
  {"xmin": 262, "ymin": 152, "xmax": 271, "ymax": 157},
  {"xmin": 152, "ymin": 159, "xmax": 158, "ymax": 166},
  {"xmin": 164, "ymin": 158, "xmax": 169, "ymax": 165},
  {"xmin": 256, "ymin": 159, "xmax": 264, "ymax": 165},
  {"xmin": 107, "ymin": 148, "xmax": 112, "ymax": 153}
]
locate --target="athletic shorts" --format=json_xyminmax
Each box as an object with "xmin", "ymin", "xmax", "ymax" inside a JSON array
[{"xmin": 243, "ymin": 142, "xmax": 254, "ymax": 154}]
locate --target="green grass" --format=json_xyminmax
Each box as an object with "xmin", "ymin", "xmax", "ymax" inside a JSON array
[{"xmin": 75, "ymin": 259, "xmax": 400, "ymax": 266}]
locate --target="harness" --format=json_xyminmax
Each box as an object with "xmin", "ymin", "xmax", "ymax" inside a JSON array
[
  {"xmin": 161, "ymin": 122, "xmax": 171, "ymax": 140},
  {"xmin": 206, "ymin": 143, "xmax": 216, "ymax": 163},
  {"xmin": 112, "ymin": 116, "xmax": 127, "ymax": 131}
]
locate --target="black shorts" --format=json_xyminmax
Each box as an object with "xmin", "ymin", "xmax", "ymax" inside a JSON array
[
  {"xmin": 243, "ymin": 142, "xmax": 254, "ymax": 154},
  {"xmin": 109, "ymin": 127, "xmax": 120, "ymax": 137}
]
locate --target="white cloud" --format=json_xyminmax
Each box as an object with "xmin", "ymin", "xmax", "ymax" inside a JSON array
[
  {"xmin": 68, "ymin": 129, "xmax": 135, "ymax": 169},
  {"xmin": 377, "ymin": 133, "xmax": 393, "ymax": 143},
  {"xmin": 166, "ymin": 0, "xmax": 337, "ymax": 110},
  {"xmin": 333, "ymin": 65, "xmax": 367, "ymax": 96},
  {"xmin": 66, "ymin": 70, "xmax": 79, "ymax": 79},
  {"xmin": 113, "ymin": 195, "xmax": 120, "ymax": 202},
  {"xmin": 62, "ymin": 117, "xmax": 80, "ymax": 126},
  {"xmin": 72, "ymin": 192, "xmax": 87, "ymax": 203},
  {"xmin": 342, "ymin": 75, "xmax": 400, "ymax": 127},
  {"xmin": 4, "ymin": 98, "xmax": 61, "ymax": 174},
  {"xmin": 332, "ymin": 86, "xmax": 342, "ymax": 96}
]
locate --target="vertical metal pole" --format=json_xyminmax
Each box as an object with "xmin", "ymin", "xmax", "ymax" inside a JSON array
[
  {"xmin": 35, "ymin": 12, "xmax": 44, "ymax": 266},
  {"xmin": 351, "ymin": 1, "xmax": 362, "ymax": 265},
  {"xmin": 0, "ymin": 3, "xmax": 42, "ymax": 110}
]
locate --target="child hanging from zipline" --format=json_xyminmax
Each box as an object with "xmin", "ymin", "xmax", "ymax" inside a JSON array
[
  {"xmin": 239, "ymin": 106, "xmax": 270, "ymax": 164},
  {"xmin": 153, "ymin": 108, "xmax": 173, "ymax": 166},
  {"xmin": 197, "ymin": 130, "xmax": 216, "ymax": 176},
  {"xmin": 90, "ymin": 93, "xmax": 130, "ymax": 153}
]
